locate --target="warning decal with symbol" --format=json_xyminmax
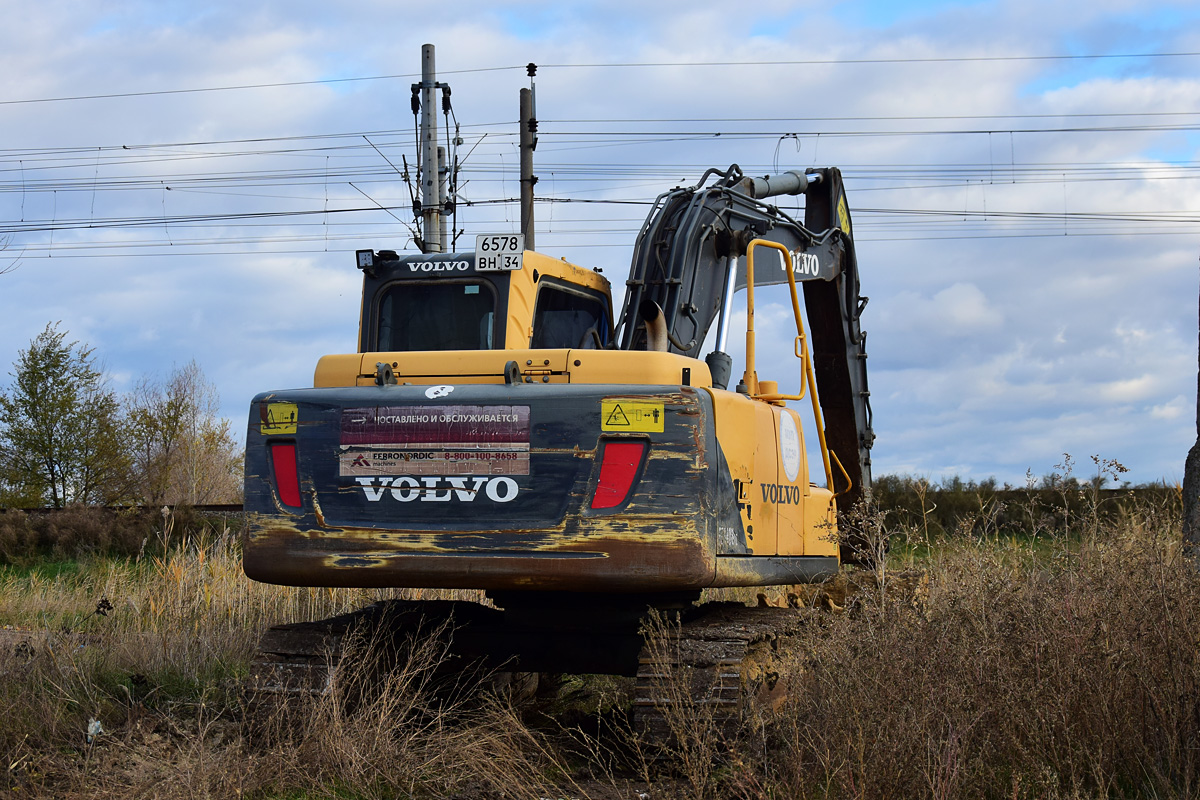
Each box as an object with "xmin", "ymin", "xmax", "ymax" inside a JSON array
[
  {"xmin": 261, "ymin": 402, "xmax": 298, "ymax": 435},
  {"xmin": 600, "ymin": 399, "xmax": 665, "ymax": 432}
]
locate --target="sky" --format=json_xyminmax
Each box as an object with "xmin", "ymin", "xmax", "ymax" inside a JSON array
[{"xmin": 1, "ymin": 0, "xmax": 1198, "ymax": 488}]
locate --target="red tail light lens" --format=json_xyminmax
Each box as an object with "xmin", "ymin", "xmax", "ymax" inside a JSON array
[
  {"xmin": 590, "ymin": 440, "xmax": 647, "ymax": 510},
  {"xmin": 270, "ymin": 442, "xmax": 302, "ymax": 508}
]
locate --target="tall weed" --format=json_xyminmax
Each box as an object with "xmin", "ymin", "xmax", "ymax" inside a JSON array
[{"xmin": 769, "ymin": 499, "xmax": 1199, "ymax": 799}]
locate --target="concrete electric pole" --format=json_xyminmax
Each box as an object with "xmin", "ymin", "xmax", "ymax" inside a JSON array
[
  {"xmin": 419, "ymin": 44, "xmax": 442, "ymax": 253},
  {"xmin": 520, "ymin": 64, "xmax": 538, "ymax": 252}
]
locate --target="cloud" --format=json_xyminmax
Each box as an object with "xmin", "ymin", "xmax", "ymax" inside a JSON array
[
  {"xmin": 1100, "ymin": 375, "xmax": 1158, "ymax": 402},
  {"xmin": 1152, "ymin": 395, "xmax": 1189, "ymax": 420},
  {"xmin": 877, "ymin": 282, "xmax": 1003, "ymax": 337},
  {"xmin": 0, "ymin": 0, "xmax": 1196, "ymax": 489}
]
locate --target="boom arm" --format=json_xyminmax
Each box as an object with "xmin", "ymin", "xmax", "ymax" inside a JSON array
[{"xmin": 617, "ymin": 165, "xmax": 874, "ymax": 512}]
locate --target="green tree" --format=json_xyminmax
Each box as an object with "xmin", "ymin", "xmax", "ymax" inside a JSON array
[{"xmin": 0, "ymin": 323, "xmax": 130, "ymax": 507}]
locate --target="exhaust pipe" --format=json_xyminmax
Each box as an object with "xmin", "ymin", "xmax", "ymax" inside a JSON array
[
  {"xmin": 737, "ymin": 169, "xmax": 822, "ymax": 200},
  {"xmin": 639, "ymin": 300, "xmax": 670, "ymax": 352}
]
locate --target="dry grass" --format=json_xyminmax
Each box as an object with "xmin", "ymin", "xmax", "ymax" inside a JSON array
[
  {"xmin": 0, "ymin": 512, "xmax": 509, "ymax": 799},
  {"xmin": 752, "ymin": 496, "xmax": 1200, "ymax": 800},
  {"xmin": 1, "ymin": 495, "xmax": 1197, "ymax": 799}
]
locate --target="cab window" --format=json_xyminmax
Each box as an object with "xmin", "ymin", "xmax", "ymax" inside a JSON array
[
  {"xmin": 377, "ymin": 280, "xmax": 496, "ymax": 351},
  {"xmin": 530, "ymin": 281, "xmax": 610, "ymax": 349}
]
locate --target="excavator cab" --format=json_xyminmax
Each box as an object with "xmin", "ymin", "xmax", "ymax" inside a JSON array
[
  {"xmin": 312, "ymin": 249, "xmax": 614, "ymax": 388},
  {"xmin": 355, "ymin": 249, "xmax": 612, "ymax": 354}
]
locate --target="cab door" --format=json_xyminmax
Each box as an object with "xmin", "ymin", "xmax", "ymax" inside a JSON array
[{"xmin": 710, "ymin": 391, "xmax": 779, "ymax": 556}]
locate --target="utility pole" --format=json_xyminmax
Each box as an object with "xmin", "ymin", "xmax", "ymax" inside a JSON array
[
  {"xmin": 1185, "ymin": 256, "xmax": 1200, "ymax": 563},
  {"xmin": 419, "ymin": 44, "xmax": 442, "ymax": 253},
  {"xmin": 520, "ymin": 63, "xmax": 538, "ymax": 251}
]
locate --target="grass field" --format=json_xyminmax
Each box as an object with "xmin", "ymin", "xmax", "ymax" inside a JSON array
[{"xmin": 0, "ymin": 487, "xmax": 1196, "ymax": 799}]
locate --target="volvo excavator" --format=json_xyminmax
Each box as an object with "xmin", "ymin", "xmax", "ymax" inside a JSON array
[{"xmin": 242, "ymin": 164, "xmax": 874, "ymax": 729}]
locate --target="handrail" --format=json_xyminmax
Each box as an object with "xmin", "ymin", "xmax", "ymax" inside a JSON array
[
  {"xmin": 744, "ymin": 239, "xmax": 839, "ymax": 494},
  {"xmin": 829, "ymin": 450, "xmax": 853, "ymax": 498}
]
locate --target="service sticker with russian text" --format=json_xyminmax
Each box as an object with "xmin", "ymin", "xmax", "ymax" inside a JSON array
[{"xmin": 339, "ymin": 405, "xmax": 530, "ymax": 476}]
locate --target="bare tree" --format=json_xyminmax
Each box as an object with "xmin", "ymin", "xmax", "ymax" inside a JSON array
[
  {"xmin": 126, "ymin": 361, "xmax": 242, "ymax": 506},
  {"xmin": 127, "ymin": 373, "xmax": 191, "ymax": 505}
]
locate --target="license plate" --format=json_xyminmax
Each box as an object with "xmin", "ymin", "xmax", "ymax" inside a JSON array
[{"xmin": 475, "ymin": 234, "xmax": 525, "ymax": 271}]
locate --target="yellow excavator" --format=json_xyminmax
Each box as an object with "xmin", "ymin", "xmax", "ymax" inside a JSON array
[{"xmin": 243, "ymin": 164, "xmax": 874, "ymax": 725}]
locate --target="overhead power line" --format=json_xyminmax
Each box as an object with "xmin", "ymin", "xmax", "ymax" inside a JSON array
[
  {"xmin": 3, "ymin": 195, "xmax": 1195, "ymax": 238},
  {"xmin": 0, "ymin": 67, "xmax": 520, "ymax": 107},
  {"xmin": 3, "ymin": 50, "xmax": 1197, "ymax": 107},
  {"xmin": 529, "ymin": 123, "xmax": 1200, "ymax": 137},
  {"xmin": 0, "ymin": 111, "xmax": 1195, "ymax": 162},
  {"xmin": 544, "ymin": 111, "xmax": 1200, "ymax": 123},
  {"xmin": 539, "ymin": 51, "xmax": 1200, "ymax": 68},
  {"xmin": 1, "ymin": 107, "xmax": 1197, "ymax": 260},
  {"xmin": 9, "ymin": 225, "xmax": 1197, "ymax": 260}
]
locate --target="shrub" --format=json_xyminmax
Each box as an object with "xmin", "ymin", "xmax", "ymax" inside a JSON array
[{"xmin": 0, "ymin": 506, "xmax": 154, "ymax": 564}]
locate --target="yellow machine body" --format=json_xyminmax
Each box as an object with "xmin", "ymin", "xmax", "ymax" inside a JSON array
[{"xmin": 303, "ymin": 247, "xmax": 837, "ymax": 568}]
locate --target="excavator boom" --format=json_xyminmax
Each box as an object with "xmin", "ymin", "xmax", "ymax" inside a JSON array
[{"xmin": 619, "ymin": 165, "xmax": 874, "ymax": 520}]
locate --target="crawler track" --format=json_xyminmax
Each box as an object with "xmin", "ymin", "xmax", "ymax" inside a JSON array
[
  {"xmin": 634, "ymin": 603, "xmax": 819, "ymax": 737},
  {"xmin": 246, "ymin": 608, "xmax": 366, "ymax": 700},
  {"xmin": 247, "ymin": 598, "xmax": 822, "ymax": 740},
  {"xmin": 246, "ymin": 600, "xmax": 494, "ymax": 704}
]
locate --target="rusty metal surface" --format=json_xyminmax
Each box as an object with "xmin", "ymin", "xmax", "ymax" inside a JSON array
[
  {"xmin": 243, "ymin": 383, "xmax": 738, "ymax": 592},
  {"xmin": 243, "ymin": 525, "xmax": 714, "ymax": 591}
]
